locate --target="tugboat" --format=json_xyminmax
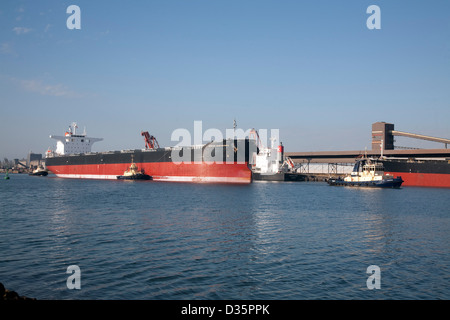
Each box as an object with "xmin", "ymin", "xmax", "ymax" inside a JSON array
[
  {"xmin": 328, "ymin": 158, "xmax": 403, "ymax": 188},
  {"xmin": 29, "ymin": 166, "xmax": 48, "ymax": 176},
  {"xmin": 116, "ymin": 157, "xmax": 151, "ymax": 180}
]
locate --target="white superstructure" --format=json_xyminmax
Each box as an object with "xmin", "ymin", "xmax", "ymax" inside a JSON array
[
  {"xmin": 344, "ymin": 159, "xmax": 393, "ymax": 183},
  {"xmin": 253, "ymin": 138, "xmax": 283, "ymax": 175},
  {"xmin": 48, "ymin": 122, "xmax": 103, "ymax": 156},
  {"xmin": 251, "ymin": 132, "xmax": 296, "ymax": 175}
]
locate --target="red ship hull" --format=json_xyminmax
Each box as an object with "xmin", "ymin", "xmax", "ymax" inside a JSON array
[
  {"xmin": 47, "ymin": 162, "xmax": 252, "ymax": 184},
  {"xmin": 381, "ymin": 158, "xmax": 450, "ymax": 188},
  {"xmin": 384, "ymin": 172, "xmax": 450, "ymax": 188}
]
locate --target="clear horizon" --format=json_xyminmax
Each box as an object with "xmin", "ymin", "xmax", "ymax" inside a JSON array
[{"xmin": 1, "ymin": 0, "xmax": 449, "ymax": 160}]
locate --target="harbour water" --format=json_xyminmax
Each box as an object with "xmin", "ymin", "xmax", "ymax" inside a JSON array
[{"xmin": 0, "ymin": 174, "xmax": 449, "ymax": 300}]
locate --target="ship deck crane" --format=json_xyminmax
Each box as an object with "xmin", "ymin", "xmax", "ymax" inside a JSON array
[
  {"xmin": 249, "ymin": 128, "xmax": 263, "ymax": 150},
  {"xmin": 141, "ymin": 131, "xmax": 160, "ymax": 150}
]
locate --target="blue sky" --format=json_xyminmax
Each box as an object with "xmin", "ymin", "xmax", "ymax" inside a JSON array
[{"xmin": 1, "ymin": 0, "xmax": 449, "ymax": 159}]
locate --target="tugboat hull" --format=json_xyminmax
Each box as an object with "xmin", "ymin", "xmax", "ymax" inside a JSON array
[
  {"xmin": 29, "ymin": 171, "xmax": 48, "ymax": 176},
  {"xmin": 328, "ymin": 177, "xmax": 403, "ymax": 188},
  {"xmin": 116, "ymin": 174, "xmax": 152, "ymax": 180}
]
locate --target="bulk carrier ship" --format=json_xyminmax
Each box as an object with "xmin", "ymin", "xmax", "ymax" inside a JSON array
[
  {"xmin": 45, "ymin": 123, "xmax": 255, "ymax": 184},
  {"xmin": 380, "ymin": 158, "xmax": 450, "ymax": 188},
  {"xmin": 369, "ymin": 121, "xmax": 450, "ymax": 188},
  {"xmin": 250, "ymin": 129, "xmax": 304, "ymax": 181}
]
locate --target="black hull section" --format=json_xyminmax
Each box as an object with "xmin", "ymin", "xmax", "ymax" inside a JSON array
[
  {"xmin": 252, "ymin": 172, "xmax": 306, "ymax": 181},
  {"xmin": 381, "ymin": 159, "xmax": 450, "ymax": 174},
  {"xmin": 46, "ymin": 139, "xmax": 254, "ymax": 167},
  {"xmin": 29, "ymin": 172, "xmax": 48, "ymax": 176},
  {"xmin": 328, "ymin": 177, "xmax": 403, "ymax": 188},
  {"xmin": 116, "ymin": 174, "xmax": 152, "ymax": 180}
]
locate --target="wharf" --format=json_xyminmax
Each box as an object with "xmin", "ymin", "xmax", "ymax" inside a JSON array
[
  {"xmin": 286, "ymin": 122, "xmax": 450, "ymax": 164},
  {"xmin": 252, "ymin": 172, "xmax": 345, "ymax": 182},
  {"xmin": 0, "ymin": 168, "xmax": 31, "ymax": 174},
  {"xmin": 302, "ymin": 173, "xmax": 345, "ymax": 182}
]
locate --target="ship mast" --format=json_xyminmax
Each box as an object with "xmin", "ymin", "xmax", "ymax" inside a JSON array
[{"xmin": 70, "ymin": 122, "xmax": 78, "ymax": 135}]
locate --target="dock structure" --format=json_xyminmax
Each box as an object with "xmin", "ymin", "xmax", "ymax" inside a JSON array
[
  {"xmin": 286, "ymin": 148, "xmax": 450, "ymax": 164},
  {"xmin": 285, "ymin": 122, "xmax": 450, "ymax": 176}
]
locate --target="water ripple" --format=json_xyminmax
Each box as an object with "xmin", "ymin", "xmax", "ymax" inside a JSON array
[{"xmin": 0, "ymin": 176, "xmax": 449, "ymax": 299}]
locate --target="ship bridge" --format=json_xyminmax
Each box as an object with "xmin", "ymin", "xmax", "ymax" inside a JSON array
[{"xmin": 49, "ymin": 122, "xmax": 103, "ymax": 156}]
